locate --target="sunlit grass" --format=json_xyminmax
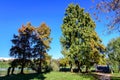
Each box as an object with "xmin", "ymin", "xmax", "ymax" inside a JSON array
[
  {"xmin": 0, "ymin": 71, "xmax": 96, "ymax": 80},
  {"xmin": 111, "ymin": 73, "xmax": 120, "ymax": 80},
  {"xmin": 0, "ymin": 62, "xmax": 9, "ymax": 68}
]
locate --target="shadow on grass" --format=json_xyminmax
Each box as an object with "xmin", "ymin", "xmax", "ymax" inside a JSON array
[
  {"xmin": 0, "ymin": 73, "xmax": 46, "ymax": 80},
  {"xmin": 78, "ymin": 72, "xmax": 98, "ymax": 80},
  {"xmin": 111, "ymin": 76, "xmax": 120, "ymax": 80}
]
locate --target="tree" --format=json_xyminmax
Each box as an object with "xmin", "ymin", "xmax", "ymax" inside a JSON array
[
  {"xmin": 10, "ymin": 22, "xmax": 35, "ymax": 74},
  {"xmin": 59, "ymin": 57, "xmax": 69, "ymax": 68},
  {"xmin": 92, "ymin": 0, "xmax": 120, "ymax": 32},
  {"xmin": 32, "ymin": 23, "xmax": 51, "ymax": 73},
  {"xmin": 61, "ymin": 4, "xmax": 106, "ymax": 72},
  {"xmin": 107, "ymin": 37, "xmax": 120, "ymax": 72},
  {"xmin": 9, "ymin": 22, "xmax": 52, "ymax": 74}
]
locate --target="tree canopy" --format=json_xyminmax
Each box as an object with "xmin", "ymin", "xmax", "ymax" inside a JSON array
[
  {"xmin": 9, "ymin": 22, "xmax": 52, "ymax": 74},
  {"xmin": 60, "ymin": 4, "xmax": 106, "ymax": 72},
  {"xmin": 107, "ymin": 37, "xmax": 120, "ymax": 72}
]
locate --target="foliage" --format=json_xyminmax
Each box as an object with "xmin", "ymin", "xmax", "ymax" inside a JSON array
[
  {"xmin": 10, "ymin": 22, "xmax": 35, "ymax": 74},
  {"xmin": 60, "ymin": 4, "xmax": 106, "ymax": 72},
  {"xmin": 32, "ymin": 23, "xmax": 52, "ymax": 73},
  {"xmin": 9, "ymin": 22, "xmax": 52, "ymax": 74},
  {"xmin": 59, "ymin": 57, "xmax": 69, "ymax": 68},
  {"xmin": 107, "ymin": 37, "xmax": 120, "ymax": 72},
  {"xmin": 50, "ymin": 59, "xmax": 59, "ymax": 71}
]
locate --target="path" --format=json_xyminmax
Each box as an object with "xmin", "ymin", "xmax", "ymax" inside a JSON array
[{"xmin": 95, "ymin": 72, "xmax": 111, "ymax": 80}]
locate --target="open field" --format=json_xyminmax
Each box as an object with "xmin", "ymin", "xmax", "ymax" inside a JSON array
[
  {"xmin": 0, "ymin": 72, "xmax": 96, "ymax": 80},
  {"xmin": 0, "ymin": 62, "xmax": 9, "ymax": 68},
  {"xmin": 0, "ymin": 62, "xmax": 120, "ymax": 80}
]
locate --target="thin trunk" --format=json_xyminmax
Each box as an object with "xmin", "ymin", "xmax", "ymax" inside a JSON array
[
  {"xmin": 11, "ymin": 67, "xmax": 15, "ymax": 74},
  {"xmin": 77, "ymin": 62, "xmax": 82, "ymax": 72},
  {"xmin": 118, "ymin": 63, "xmax": 120, "ymax": 73},
  {"xmin": 20, "ymin": 54, "xmax": 25, "ymax": 74},
  {"xmin": 7, "ymin": 67, "xmax": 11, "ymax": 76},
  {"xmin": 20, "ymin": 65, "xmax": 24, "ymax": 74},
  {"xmin": 38, "ymin": 56, "xmax": 42, "ymax": 73},
  {"xmin": 20, "ymin": 60, "xmax": 25, "ymax": 74},
  {"xmin": 70, "ymin": 63, "xmax": 73, "ymax": 72},
  {"xmin": 86, "ymin": 66, "xmax": 89, "ymax": 73}
]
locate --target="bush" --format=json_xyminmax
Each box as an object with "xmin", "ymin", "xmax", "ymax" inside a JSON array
[{"xmin": 50, "ymin": 60, "xmax": 59, "ymax": 71}]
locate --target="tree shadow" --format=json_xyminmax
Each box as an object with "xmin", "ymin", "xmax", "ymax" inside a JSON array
[
  {"xmin": 110, "ymin": 76, "xmax": 120, "ymax": 80},
  {"xmin": 0, "ymin": 73, "xmax": 46, "ymax": 80},
  {"xmin": 78, "ymin": 72, "xmax": 98, "ymax": 79}
]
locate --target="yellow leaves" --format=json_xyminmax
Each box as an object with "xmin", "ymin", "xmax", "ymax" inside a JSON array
[
  {"xmin": 43, "ymin": 39, "xmax": 51, "ymax": 48},
  {"xmin": 18, "ymin": 22, "xmax": 35, "ymax": 34},
  {"xmin": 18, "ymin": 25, "xmax": 26, "ymax": 33},
  {"xmin": 37, "ymin": 23, "xmax": 50, "ymax": 38}
]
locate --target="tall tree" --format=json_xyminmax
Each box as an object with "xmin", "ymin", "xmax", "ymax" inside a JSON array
[
  {"xmin": 10, "ymin": 22, "xmax": 35, "ymax": 74},
  {"xmin": 61, "ymin": 4, "xmax": 106, "ymax": 72},
  {"xmin": 107, "ymin": 37, "xmax": 120, "ymax": 72},
  {"xmin": 32, "ymin": 23, "xmax": 51, "ymax": 73}
]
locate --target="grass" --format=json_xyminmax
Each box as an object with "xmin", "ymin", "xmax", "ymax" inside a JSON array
[
  {"xmin": 0, "ymin": 61, "xmax": 9, "ymax": 68},
  {"xmin": 1, "ymin": 62, "xmax": 120, "ymax": 80},
  {"xmin": 44, "ymin": 72, "xmax": 95, "ymax": 80},
  {"xmin": 111, "ymin": 73, "xmax": 120, "ymax": 80},
  {"xmin": 0, "ymin": 71, "xmax": 96, "ymax": 80}
]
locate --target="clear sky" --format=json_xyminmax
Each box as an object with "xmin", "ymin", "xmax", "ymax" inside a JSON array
[{"xmin": 0, "ymin": 0, "xmax": 119, "ymax": 59}]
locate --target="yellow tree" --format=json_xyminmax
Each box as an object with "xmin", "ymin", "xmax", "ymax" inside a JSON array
[{"xmin": 32, "ymin": 23, "xmax": 52, "ymax": 73}]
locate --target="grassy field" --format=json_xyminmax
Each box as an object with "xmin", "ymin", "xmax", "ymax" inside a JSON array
[
  {"xmin": 0, "ymin": 62, "xmax": 120, "ymax": 80},
  {"xmin": 0, "ymin": 72, "xmax": 96, "ymax": 80},
  {"xmin": 0, "ymin": 61, "xmax": 9, "ymax": 68},
  {"xmin": 111, "ymin": 73, "xmax": 120, "ymax": 80}
]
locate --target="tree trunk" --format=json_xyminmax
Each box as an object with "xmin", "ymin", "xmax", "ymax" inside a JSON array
[
  {"xmin": 7, "ymin": 67, "xmax": 11, "ymax": 76},
  {"xmin": 86, "ymin": 66, "xmax": 89, "ymax": 73},
  {"xmin": 38, "ymin": 59, "xmax": 42, "ymax": 73},
  {"xmin": 20, "ymin": 63, "xmax": 25, "ymax": 74},
  {"xmin": 70, "ymin": 63, "xmax": 73, "ymax": 72},
  {"xmin": 118, "ymin": 63, "xmax": 120, "ymax": 73},
  {"xmin": 11, "ymin": 67, "xmax": 15, "ymax": 74},
  {"xmin": 77, "ymin": 62, "xmax": 82, "ymax": 72}
]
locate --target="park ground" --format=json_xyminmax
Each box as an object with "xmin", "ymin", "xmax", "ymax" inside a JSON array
[
  {"xmin": 0, "ymin": 70, "xmax": 120, "ymax": 80},
  {"xmin": 0, "ymin": 62, "xmax": 120, "ymax": 80}
]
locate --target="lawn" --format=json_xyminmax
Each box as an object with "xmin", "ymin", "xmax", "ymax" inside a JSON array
[
  {"xmin": 0, "ymin": 61, "xmax": 9, "ymax": 68},
  {"xmin": 0, "ymin": 72, "xmax": 96, "ymax": 80},
  {"xmin": 111, "ymin": 73, "xmax": 120, "ymax": 80}
]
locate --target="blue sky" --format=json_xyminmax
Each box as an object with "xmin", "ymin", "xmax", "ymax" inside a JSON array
[{"xmin": 0, "ymin": 0, "xmax": 119, "ymax": 59}]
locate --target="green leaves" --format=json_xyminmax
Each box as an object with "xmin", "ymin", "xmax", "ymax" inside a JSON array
[
  {"xmin": 61, "ymin": 4, "xmax": 106, "ymax": 71},
  {"xmin": 107, "ymin": 37, "xmax": 120, "ymax": 62}
]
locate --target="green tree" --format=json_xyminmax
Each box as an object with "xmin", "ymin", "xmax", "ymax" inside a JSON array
[
  {"xmin": 61, "ymin": 4, "xmax": 106, "ymax": 72},
  {"xmin": 32, "ymin": 23, "xmax": 51, "ymax": 73},
  {"xmin": 10, "ymin": 23, "xmax": 35, "ymax": 74},
  {"xmin": 107, "ymin": 37, "xmax": 120, "ymax": 72},
  {"xmin": 59, "ymin": 57, "xmax": 69, "ymax": 68}
]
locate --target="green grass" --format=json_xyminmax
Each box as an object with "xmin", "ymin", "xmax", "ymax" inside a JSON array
[
  {"xmin": 44, "ymin": 72, "xmax": 95, "ymax": 80},
  {"xmin": 0, "ymin": 71, "xmax": 96, "ymax": 80},
  {"xmin": 0, "ymin": 62, "xmax": 9, "ymax": 68},
  {"xmin": 111, "ymin": 73, "xmax": 120, "ymax": 80}
]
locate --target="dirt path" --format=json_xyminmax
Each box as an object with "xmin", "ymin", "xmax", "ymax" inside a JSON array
[{"xmin": 95, "ymin": 73, "xmax": 111, "ymax": 80}]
